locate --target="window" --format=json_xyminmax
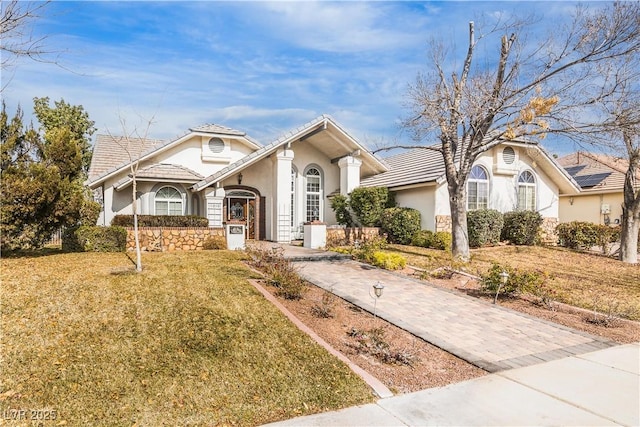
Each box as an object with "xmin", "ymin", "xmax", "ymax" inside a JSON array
[
  {"xmin": 503, "ymin": 147, "xmax": 515, "ymax": 164},
  {"xmin": 305, "ymin": 167, "xmax": 322, "ymax": 222},
  {"xmin": 155, "ymin": 186, "xmax": 183, "ymax": 215},
  {"xmin": 467, "ymin": 165, "xmax": 489, "ymax": 210},
  {"xmin": 518, "ymin": 170, "xmax": 536, "ymax": 211}
]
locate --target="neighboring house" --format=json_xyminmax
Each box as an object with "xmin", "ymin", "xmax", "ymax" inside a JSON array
[
  {"xmin": 557, "ymin": 152, "xmax": 639, "ymax": 225},
  {"xmin": 87, "ymin": 115, "xmax": 579, "ymax": 243},
  {"xmin": 86, "ymin": 115, "xmax": 387, "ymax": 242},
  {"xmin": 360, "ymin": 141, "xmax": 580, "ymax": 235}
]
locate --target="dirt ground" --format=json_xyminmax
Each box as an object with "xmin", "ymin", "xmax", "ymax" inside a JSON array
[{"xmin": 261, "ymin": 268, "xmax": 640, "ymax": 395}]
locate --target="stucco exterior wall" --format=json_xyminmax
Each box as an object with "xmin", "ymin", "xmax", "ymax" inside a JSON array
[
  {"xmin": 559, "ymin": 192, "xmax": 624, "ymax": 225},
  {"xmin": 393, "ymin": 186, "xmax": 437, "ymax": 231}
]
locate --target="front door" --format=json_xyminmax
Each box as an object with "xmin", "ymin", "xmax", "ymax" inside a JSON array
[{"xmin": 226, "ymin": 192, "xmax": 256, "ymax": 239}]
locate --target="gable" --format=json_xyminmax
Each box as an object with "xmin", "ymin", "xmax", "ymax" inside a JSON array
[{"xmin": 86, "ymin": 124, "xmax": 262, "ymax": 189}]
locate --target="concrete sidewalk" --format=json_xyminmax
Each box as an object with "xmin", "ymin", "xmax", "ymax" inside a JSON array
[
  {"xmin": 295, "ymin": 259, "xmax": 616, "ymax": 372},
  {"xmin": 266, "ymin": 342, "xmax": 640, "ymax": 426}
]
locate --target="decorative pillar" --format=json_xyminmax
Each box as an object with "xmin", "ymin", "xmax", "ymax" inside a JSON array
[
  {"xmin": 272, "ymin": 147, "xmax": 294, "ymax": 242},
  {"xmin": 338, "ymin": 155, "xmax": 362, "ymax": 195},
  {"xmin": 205, "ymin": 185, "xmax": 225, "ymax": 228}
]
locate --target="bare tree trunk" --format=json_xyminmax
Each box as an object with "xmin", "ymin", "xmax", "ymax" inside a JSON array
[
  {"xmin": 449, "ymin": 182, "xmax": 470, "ymax": 261},
  {"xmin": 620, "ymin": 145, "xmax": 640, "ymax": 264},
  {"xmin": 132, "ymin": 170, "xmax": 142, "ymax": 271}
]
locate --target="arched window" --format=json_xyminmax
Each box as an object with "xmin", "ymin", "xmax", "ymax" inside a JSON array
[
  {"xmin": 518, "ymin": 170, "xmax": 536, "ymax": 211},
  {"xmin": 305, "ymin": 166, "xmax": 322, "ymax": 222},
  {"xmin": 155, "ymin": 186, "xmax": 183, "ymax": 215},
  {"xmin": 467, "ymin": 165, "xmax": 489, "ymax": 210}
]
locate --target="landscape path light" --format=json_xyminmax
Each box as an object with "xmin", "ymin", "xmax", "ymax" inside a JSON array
[
  {"xmin": 370, "ymin": 281, "xmax": 385, "ymax": 322},
  {"xmin": 494, "ymin": 270, "xmax": 509, "ymax": 304}
]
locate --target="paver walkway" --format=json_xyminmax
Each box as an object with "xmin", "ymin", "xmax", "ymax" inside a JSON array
[{"xmin": 294, "ymin": 259, "xmax": 616, "ymax": 372}]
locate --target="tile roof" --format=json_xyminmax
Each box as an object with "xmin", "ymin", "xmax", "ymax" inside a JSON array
[
  {"xmin": 557, "ymin": 152, "xmax": 633, "ymax": 192},
  {"xmin": 360, "ymin": 146, "xmax": 445, "ymax": 188},
  {"xmin": 113, "ymin": 164, "xmax": 204, "ymax": 190},
  {"xmin": 189, "ymin": 124, "xmax": 246, "ymax": 136},
  {"xmin": 88, "ymin": 134, "xmax": 164, "ymax": 182}
]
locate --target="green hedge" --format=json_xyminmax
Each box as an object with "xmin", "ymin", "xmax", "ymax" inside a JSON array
[
  {"xmin": 348, "ymin": 187, "xmax": 395, "ymax": 227},
  {"xmin": 556, "ymin": 221, "xmax": 622, "ymax": 251},
  {"xmin": 411, "ymin": 230, "xmax": 452, "ymax": 251},
  {"xmin": 111, "ymin": 215, "xmax": 209, "ymax": 227},
  {"xmin": 380, "ymin": 207, "xmax": 421, "ymax": 245},
  {"xmin": 501, "ymin": 211, "xmax": 543, "ymax": 246},
  {"xmin": 62, "ymin": 226, "xmax": 127, "ymax": 252},
  {"xmin": 467, "ymin": 209, "xmax": 504, "ymax": 248}
]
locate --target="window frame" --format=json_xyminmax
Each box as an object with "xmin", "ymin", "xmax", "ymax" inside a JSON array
[
  {"xmin": 154, "ymin": 185, "xmax": 184, "ymax": 216},
  {"xmin": 467, "ymin": 165, "xmax": 490, "ymax": 211},
  {"xmin": 304, "ymin": 165, "xmax": 323, "ymax": 222},
  {"xmin": 517, "ymin": 170, "xmax": 537, "ymax": 211}
]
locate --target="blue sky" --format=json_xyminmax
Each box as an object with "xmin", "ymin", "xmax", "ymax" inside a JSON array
[{"xmin": 2, "ymin": 1, "xmax": 587, "ymax": 155}]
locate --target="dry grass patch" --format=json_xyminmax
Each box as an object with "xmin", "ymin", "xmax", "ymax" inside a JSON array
[
  {"xmin": 389, "ymin": 244, "xmax": 640, "ymax": 321},
  {"xmin": 1, "ymin": 251, "xmax": 373, "ymax": 426}
]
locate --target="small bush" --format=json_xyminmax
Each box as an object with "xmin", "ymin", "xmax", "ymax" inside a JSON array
[
  {"xmin": 501, "ymin": 211, "xmax": 543, "ymax": 246},
  {"xmin": 371, "ymin": 251, "xmax": 406, "ymax": 270},
  {"xmin": 349, "ymin": 187, "xmax": 396, "ymax": 227},
  {"xmin": 63, "ymin": 226, "xmax": 127, "ymax": 252},
  {"xmin": 411, "ymin": 230, "xmax": 434, "ymax": 248},
  {"xmin": 556, "ymin": 221, "xmax": 599, "ymax": 250},
  {"xmin": 380, "ymin": 207, "xmax": 421, "ymax": 245},
  {"xmin": 246, "ymin": 245, "xmax": 306, "ymax": 300},
  {"xmin": 329, "ymin": 194, "xmax": 354, "ymax": 227},
  {"xmin": 432, "ymin": 232, "xmax": 453, "ymax": 251},
  {"xmin": 112, "ymin": 215, "xmax": 209, "ymax": 227},
  {"xmin": 467, "ymin": 209, "xmax": 504, "ymax": 248},
  {"xmin": 311, "ymin": 290, "xmax": 336, "ymax": 318},
  {"xmin": 346, "ymin": 327, "xmax": 416, "ymax": 367},
  {"xmin": 556, "ymin": 222, "xmax": 622, "ymax": 255},
  {"xmin": 203, "ymin": 235, "xmax": 227, "ymax": 250},
  {"xmin": 481, "ymin": 263, "xmax": 548, "ymax": 299}
]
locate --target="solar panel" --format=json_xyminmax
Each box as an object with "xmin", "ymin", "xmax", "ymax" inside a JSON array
[
  {"xmin": 574, "ymin": 172, "xmax": 612, "ymax": 188},
  {"xmin": 563, "ymin": 165, "xmax": 586, "ymax": 176}
]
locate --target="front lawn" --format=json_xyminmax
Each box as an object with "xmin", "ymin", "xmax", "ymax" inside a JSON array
[
  {"xmin": 0, "ymin": 251, "xmax": 373, "ymax": 426},
  {"xmin": 388, "ymin": 245, "xmax": 640, "ymax": 320}
]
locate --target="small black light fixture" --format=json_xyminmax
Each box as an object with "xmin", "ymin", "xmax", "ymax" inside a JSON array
[{"xmin": 238, "ymin": 172, "xmax": 243, "ymax": 185}]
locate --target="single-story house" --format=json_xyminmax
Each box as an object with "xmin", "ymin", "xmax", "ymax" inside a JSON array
[
  {"xmin": 360, "ymin": 141, "xmax": 580, "ymax": 236},
  {"xmin": 557, "ymin": 152, "xmax": 639, "ymax": 225},
  {"xmin": 87, "ymin": 115, "xmax": 580, "ymax": 242},
  {"xmin": 87, "ymin": 115, "xmax": 387, "ymax": 242}
]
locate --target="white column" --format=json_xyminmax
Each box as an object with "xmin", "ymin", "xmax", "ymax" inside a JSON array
[
  {"xmin": 272, "ymin": 147, "xmax": 294, "ymax": 242},
  {"xmin": 205, "ymin": 186, "xmax": 225, "ymax": 227},
  {"xmin": 338, "ymin": 155, "xmax": 362, "ymax": 195}
]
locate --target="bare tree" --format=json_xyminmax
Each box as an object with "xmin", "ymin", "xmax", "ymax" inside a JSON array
[
  {"xmin": 1, "ymin": 1, "xmax": 51, "ymax": 70},
  {"xmin": 107, "ymin": 114, "xmax": 157, "ymax": 272},
  {"xmin": 397, "ymin": 3, "xmax": 640, "ymax": 261}
]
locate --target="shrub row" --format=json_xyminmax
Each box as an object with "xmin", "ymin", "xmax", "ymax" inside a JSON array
[
  {"xmin": 112, "ymin": 215, "xmax": 209, "ymax": 227},
  {"xmin": 556, "ymin": 221, "xmax": 622, "ymax": 253},
  {"xmin": 62, "ymin": 226, "xmax": 127, "ymax": 252},
  {"xmin": 467, "ymin": 209, "xmax": 543, "ymax": 248}
]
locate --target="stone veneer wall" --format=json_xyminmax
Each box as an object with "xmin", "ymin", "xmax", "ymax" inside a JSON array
[
  {"xmin": 435, "ymin": 215, "xmax": 452, "ymax": 233},
  {"xmin": 326, "ymin": 227, "xmax": 381, "ymax": 247},
  {"xmin": 126, "ymin": 227, "xmax": 225, "ymax": 252},
  {"xmin": 539, "ymin": 217, "xmax": 559, "ymax": 245}
]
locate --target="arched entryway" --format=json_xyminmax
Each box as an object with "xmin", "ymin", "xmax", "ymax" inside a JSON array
[{"xmin": 224, "ymin": 187, "xmax": 263, "ymax": 240}]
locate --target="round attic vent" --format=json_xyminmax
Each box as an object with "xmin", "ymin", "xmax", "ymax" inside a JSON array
[
  {"xmin": 208, "ymin": 137, "xmax": 225, "ymax": 153},
  {"xmin": 503, "ymin": 146, "xmax": 515, "ymax": 164}
]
